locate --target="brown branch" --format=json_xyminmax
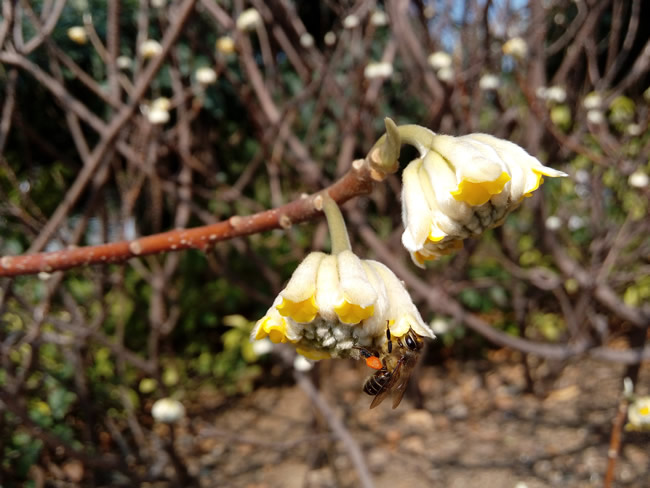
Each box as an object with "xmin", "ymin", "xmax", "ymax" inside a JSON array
[{"xmin": 0, "ymin": 161, "xmax": 375, "ymax": 276}]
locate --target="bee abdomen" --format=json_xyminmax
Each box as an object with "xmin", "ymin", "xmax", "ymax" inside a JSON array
[{"xmin": 363, "ymin": 371, "xmax": 390, "ymax": 396}]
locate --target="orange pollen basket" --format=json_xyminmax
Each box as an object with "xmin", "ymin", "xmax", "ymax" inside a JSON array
[{"xmin": 365, "ymin": 356, "xmax": 383, "ymax": 370}]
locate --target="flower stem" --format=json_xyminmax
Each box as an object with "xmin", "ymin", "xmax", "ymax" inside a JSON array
[{"xmin": 322, "ymin": 195, "xmax": 351, "ymax": 255}]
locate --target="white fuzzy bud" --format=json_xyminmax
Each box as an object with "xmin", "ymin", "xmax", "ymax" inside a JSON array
[{"xmin": 151, "ymin": 398, "xmax": 185, "ymax": 423}]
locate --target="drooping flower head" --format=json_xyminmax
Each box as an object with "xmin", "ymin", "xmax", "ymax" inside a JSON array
[
  {"xmin": 252, "ymin": 195, "xmax": 434, "ymax": 360},
  {"xmin": 399, "ymin": 127, "xmax": 567, "ymax": 266}
]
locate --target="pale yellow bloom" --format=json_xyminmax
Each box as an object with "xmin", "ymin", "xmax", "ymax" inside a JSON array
[
  {"xmin": 401, "ymin": 130, "xmax": 567, "ymax": 266},
  {"xmin": 299, "ymin": 33, "xmax": 314, "ymax": 48},
  {"xmin": 67, "ymin": 26, "xmax": 87, "ymax": 45},
  {"xmin": 343, "ymin": 15, "xmax": 360, "ymax": 29},
  {"xmin": 364, "ymin": 62, "xmax": 394, "ymax": 80},
  {"xmin": 236, "ymin": 8, "xmax": 262, "ymax": 32},
  {"xmin": 216, "ymin": 36, "xmax": 236, "ymax": 54},
  {"xmin": 502, "ymin": 37, "xmax": 528, "ymax": 59},
  {"xmin": 140, "ymin": 39, "xmax": 162, "ymax": 59},
  {"xmin": 370, "ymin": 10, "xmax": 389, "ymax": 27},
  {"xmin": 479, "ymin": 74, "xmax": 500, "ymax": 91},
  {"xmin": 428, "ymin": 51, "xmax": 452, "ymax": 70},
  {"xmin": 583, "ymin": 91, "xmax": 602, "ymax": 110},
  {"xmin": 626, "ymin": 396, "xmax": 650, "ymax": 431},
  {"xmin": 195, "ymin": 67, "xmax": 217, "ymax": 85},
  {"xmin": 252, "ymin": 250, "xmax": 434, "ymax": 359},
  {"xmin": 151, "ymin": 398, "xmax": 185, "ymax": 423},
  {"xmin": 324, "ymin": 31, "xmax": 336, "ymax": 46}
]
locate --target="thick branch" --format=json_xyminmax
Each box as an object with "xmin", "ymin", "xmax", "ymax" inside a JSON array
[{"xmin": 0, "ymin": 161, "xmax": 375, "ymax": 276}]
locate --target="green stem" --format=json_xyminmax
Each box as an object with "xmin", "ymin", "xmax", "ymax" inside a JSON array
[
  {"xmin": 367, "ymin": 121, "xmax": 437, "ymax": 173},
  {"xmin": 322, "ymin": 195, "xmax": 351, "ymax": 255}
]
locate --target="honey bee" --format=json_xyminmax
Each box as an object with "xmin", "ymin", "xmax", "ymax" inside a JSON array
[{"xmin": 359, "ymin": 325, "xmax": 424, "ymax": 409}]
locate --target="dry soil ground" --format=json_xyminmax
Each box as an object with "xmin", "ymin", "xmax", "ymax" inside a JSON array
[{"xmin": 152, "ymin": 354, "xmax": 649, "ymax": 488}]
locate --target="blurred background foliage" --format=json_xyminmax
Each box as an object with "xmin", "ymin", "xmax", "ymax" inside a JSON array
[{"xmin": 0, "ymin": 0, "xmax": 649, "ymax": 486}]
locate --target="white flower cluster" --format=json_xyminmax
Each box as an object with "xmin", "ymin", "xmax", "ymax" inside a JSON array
[
  {"xmin": 252, "ymin": 250, "xmax": 434, "ymax": 359},
  {"xmin": 400, "ymin": 129, "xmax": 567, "ymax": 266}
]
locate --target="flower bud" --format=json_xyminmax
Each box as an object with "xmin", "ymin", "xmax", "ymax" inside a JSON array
[
  {"xmin": 151, "ymin": 398, "xmax": 185, "ymax": 424},
  {"xmin": 236, "ymin": 8, "xmax": 262, "ymax": 32},
  {"xmin": 140, "ymin": 39, "xmax": 162, "ymax": 59},
  {"xmin": 67, "ymin": 26, "xmax": 87, "ymax": 45}
]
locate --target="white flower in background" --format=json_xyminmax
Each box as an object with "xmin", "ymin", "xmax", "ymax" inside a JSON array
[
  {"xmin": 574, "ymin": 169, "xmax": 590, "ymax": 184},
  {"xmin": 436, "ymin": 67, "xmax": 454, "ymax": 82},
  {"xmin": 343, "ymin": 14, "xmax": 360, "ymax": 29},
  {"xmin": 252, "ymin": 197, "xmax": 434, "ymax": 360},
  {"xmin": 430, "ymin": 317, "xmax": 450, "ymax": 335},
  {"xmin": 195, "ymin": 67, "xmax": 217, "ymax": 85},
  {"xmin": 116, "ymin": 56, "xmax": 132, "ymax": 70},
  {"xmin": 586, "ymin": 109, "xmax": 604, "ymax": 124},
  {"xmin": 140, "ymin": 39, "xmax": 162, "ymax": 59},
  {"xmin": 144, "ymin": 97, "xmax": 171, "ymax": 125},
  {"xmin": 252, "ymin": 338, "xmax": 274, "ymax": 356},
  {"xmin": 502, "ymin": 37, "xmax": 528, "ymax": 59},
  {"xmin": 216, "ymin": 36, "xmax": 236, "ymax": 54},
  {"xmin": 547, "ymin": 86, "xmax": 567, "ymax": 103},
  {"xmin": 479, "ymin": 74, "xmax": 500, "ymax": 91},
  {"xmin": 293, "ymin": 355, "xmax": 314, "ymax": 372},
  {"xmin": 626, "ymin": 123, "xmax": 642, "ymax": 136},
  {"xmin": 537, "ymin": 86, "xmax": 566, "ymax": 104},
  {"xmin": 364, "ymin": 62, "xmax": 394, "ymax": 80},
  {"xmin": 67, "ymin": 26, "xmax": 87, "ymax": 45},
  {"xmin": 151, "ymin": 398, "xmax": 185, "ymax": 423},
  {"xmin": 583, "ymin": 92, "xmax": 602, "ymax": 110},
  {"xmin": 628, "ymin": 170, "xmax": 649, "ymax": 189},
  {"xmin": 151, "ymin": 0, "xmax": 166, "ymax": 8},
  {"xmin": 299, "ymin": 33, "xmax": 314, "ymax": 48},
  {"xmin": 545, "ymin": 215, "xmax": 562, "ymax": 231},
  {"xmin": 147, "ymin": 108, "xmax": 170, "ymax": 125},
  {"xmin": 370, "ymin": 10, "xmax": 389, "ymax": 27},
  {"xmin": 151, "ymin": 97, "xmax": 171, "ymax": 112},
  {"xmin": 400, "ymin": 130, "xmax": 567, "ymax": 266},
  {"xmin": 236, "ymin": 8, "xmax": 262, "ymax": 32},
  {"xmin": 428, "ymin": 51, "xmax": 452, "ymax": 70},
  {"xmin": 626, "ymin": 396, "xmax": 650, "ymax": 431},
  {"xmin": 324, "ymin": 31, "xmax": 336, "ymax": 46},
  {"xmin": 568, "ymin": 215, "xmax": 584, "ymax": 230}
]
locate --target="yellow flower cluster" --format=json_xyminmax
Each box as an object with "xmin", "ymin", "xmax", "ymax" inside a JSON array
[
  {"xmin": 401, "ymin": 130, "xmax": 566, "ymax": 266},
  {"xmin": 252, "ymin": 250, "xmax": 434, "ymax": 360}
]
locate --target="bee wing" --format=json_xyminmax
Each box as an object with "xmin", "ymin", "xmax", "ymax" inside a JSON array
[
  {"xmin": 390, "ymin": 357, "xmax": 418, "ymax": 409},
  {"xmin": 369, "ymin": 383, "xmax": 392, "ymax": 409},
  {"xmin": 368, "ymin": 360, "xmax": 405, "ymax": 409}
]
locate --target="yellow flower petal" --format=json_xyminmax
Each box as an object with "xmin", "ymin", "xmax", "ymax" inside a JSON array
[
  {"xmin": 334, "ymin": 300, "xmax": 374, "ymax": 324},
  {"xmin": 276, "ymin": 296, "xmax": 318, "ymax": 323},
  {"xmin": 255, "ymin": 315, "xmax": 290, "ymax": 343},
  {"xmin": 296, "ymin": 348, "xmax": 331, "ymax": 360},
  {"xmin": 451, "ymin": 171, "xmax": 511, "ymax": 206}
]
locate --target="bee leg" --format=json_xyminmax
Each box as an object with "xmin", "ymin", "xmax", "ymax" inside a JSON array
[{"xmin": 386, "ymin": 326, "xmax": 392, "ymax": 354}]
